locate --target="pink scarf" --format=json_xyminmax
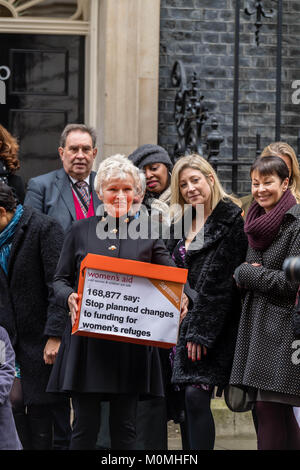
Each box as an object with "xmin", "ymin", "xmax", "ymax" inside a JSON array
[
  {"xmin": 72, "ymin": 191, "xmax": 95, "ymax": 220},
  {"xmin": 244, "ymin": 189, "xmax": 296, "ymax": 251}
]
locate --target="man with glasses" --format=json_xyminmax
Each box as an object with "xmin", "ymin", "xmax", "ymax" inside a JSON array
[{"xmin": 24, "ymin": 123, "xmax": 100, "ymax": 233}]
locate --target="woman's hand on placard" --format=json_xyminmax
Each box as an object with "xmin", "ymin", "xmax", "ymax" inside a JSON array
[
  {"xmin": 68, "ymin": 292, "xmax": 79, "ymax": 326},
  {"xmin": 186, "ymin": 341, "xmax": 207, "ymax": 361}
]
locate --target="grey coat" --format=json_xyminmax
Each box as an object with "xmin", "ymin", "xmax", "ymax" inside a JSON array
[
  {"xmin": 230, "ymin": 204, "xmax": 300, "ymax": 397},
  {"xmin": 24, "ymin": 168, "xmax": 101, "ymax": 233},
  {"xmin": 0, "ymin": 327, "xmax": 22, "ymax": 450}
]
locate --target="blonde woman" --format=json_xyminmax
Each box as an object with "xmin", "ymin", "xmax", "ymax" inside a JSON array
[
  {"xmin": 241, "ymin": 142, "xmax": 300, "ymax": 216},
  {"xmin": 166, "ymin": 154, "xmax": 248, "ymax": 450}
]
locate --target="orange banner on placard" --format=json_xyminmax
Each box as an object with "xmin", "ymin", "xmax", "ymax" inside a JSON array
[
  {"xmin": 149, "ymin": 279, "xmax": 182, "ymax": 310},
  {"xmin": 77, "ymin": 254, "xmax": 188, "ymax": 283}
]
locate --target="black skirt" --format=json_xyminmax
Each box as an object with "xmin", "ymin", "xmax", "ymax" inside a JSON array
[{"xmin": 47, "ymin": 320, "xmax": 165, "ymax": 399}]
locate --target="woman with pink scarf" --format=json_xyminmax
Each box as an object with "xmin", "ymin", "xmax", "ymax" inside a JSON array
[{"xmin": 230, "ymin": 156, "xmax": 300, "ymax": 450}]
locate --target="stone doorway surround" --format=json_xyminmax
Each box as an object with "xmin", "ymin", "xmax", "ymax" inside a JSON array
[{"xmin": 0, "ymin": 0, "xmax": 161, "ymax": 166}]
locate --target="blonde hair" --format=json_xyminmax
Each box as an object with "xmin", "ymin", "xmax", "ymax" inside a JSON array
[
  {"xmin": 170, "ymin": 154, "xmax": 240, "ymax": 221},
  {"xmin": 260, "ymin": 142, "xmax": 300, "ymax": 203},
  {"xmin": 95, "ymin": 154, "xmax": 141, "ymax": 195}
]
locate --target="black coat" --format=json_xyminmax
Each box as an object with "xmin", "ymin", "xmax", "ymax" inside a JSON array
[
  {"xmin": 0, "ymin": 206, "xmax": 67, "ymax": 405},
  {"xmin": 47, "ymin": 214, "xmax": 176, "ymax": 398},
  {"xmin": 0, "ymin": 171, "xmax": 25, "ymax": 205},
  {"xmin": 166, "ymin": 200, "xmax": 248, "ymax": 390},
  {"xmin": 7, "ymin": 174, "xmax": 25, "ymax": 205}
]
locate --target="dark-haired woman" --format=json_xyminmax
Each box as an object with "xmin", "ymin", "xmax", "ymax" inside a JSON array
[
  {"xmin": 241, "ymin": 141, "xmax": 300, "ymax": 217},
  {"xmin": 0, "ymin": 182, "xmax": 67, "ymax": 449},
  {"xmin": 0, "ymin": 125, "xmax": 25, "ymax": 204},
  {"xmin": 231, "ymin": 156, "xmax": 300, "ymax": 450},
  {"xmin": 127, "ymin": 144, "xmax": 173, "ymax": 211}
]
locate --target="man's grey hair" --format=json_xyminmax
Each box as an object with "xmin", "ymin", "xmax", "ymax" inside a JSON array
[{"xmin": 59, "ymin": 124, "xmax": 97, "ymax": 148}]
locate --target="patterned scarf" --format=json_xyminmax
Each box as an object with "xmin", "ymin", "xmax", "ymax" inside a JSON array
[
  {"xmin": 244, "ymin": 189, "xmax": 296, "ymax": 251},
  {"xmin": 0, "ymin": 204, "xmax": 24, "ymax": 275}
]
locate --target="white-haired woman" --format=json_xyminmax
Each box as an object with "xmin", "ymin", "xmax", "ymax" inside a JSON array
[
  {"xmin": 166, "ymin": 154, "xmax": 248, "ymax": 450},
  {"xmin": 47, "ymin": 155, "xmax": 186, "ymax": 450}
]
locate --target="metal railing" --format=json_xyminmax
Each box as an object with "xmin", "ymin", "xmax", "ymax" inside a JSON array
[{"xmin": 171, "ymin": 1, "xmax": 289, "ymax": 194}]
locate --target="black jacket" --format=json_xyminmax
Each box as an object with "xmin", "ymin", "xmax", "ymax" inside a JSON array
[
  {"xmin": 166, "ymin": 200, "xmax": 248, "ymax": 390},
  {"xmin": 47, "ymin": 214, "xmax": 176, "ymax": 397},
  {"xmin": 0, "ymin": 206, "xmax": 67, "ymax": 405},
  {"xmin": 0, "ymin": 161, "xmax": 25, "ymax": 204},
  {"xmin": 7, "ymin": 174, "xmax": 25, "ymax": 205}
]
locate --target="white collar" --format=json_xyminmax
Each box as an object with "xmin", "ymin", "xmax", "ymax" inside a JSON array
[{"xmin": 69, "ymin": 175, "xmax": 90, "ymax": 186}]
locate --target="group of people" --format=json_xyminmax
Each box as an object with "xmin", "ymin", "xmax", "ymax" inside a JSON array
[{"xmin": 0, "ymin": 122, "xmax": 299, "ymax": 451}]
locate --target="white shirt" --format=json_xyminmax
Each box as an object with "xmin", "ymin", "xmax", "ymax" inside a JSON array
[{"xmin": 69, "ymin": 175, "xmax": 91, "ymax": 202}]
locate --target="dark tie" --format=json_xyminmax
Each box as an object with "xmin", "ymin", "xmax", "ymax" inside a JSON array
[{"xmin": 75, "ymin": 181, "xmax": 90, "ymax": 216}]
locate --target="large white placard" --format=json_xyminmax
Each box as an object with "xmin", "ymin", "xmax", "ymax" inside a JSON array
[{"xmin": 76, "ymin": 267, "xmax": 182, "ymax": 346}]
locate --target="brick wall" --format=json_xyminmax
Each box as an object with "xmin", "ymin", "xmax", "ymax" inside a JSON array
[{"xmin": 158, "ymin": 0, "xmax": 300, "ymax": 195}]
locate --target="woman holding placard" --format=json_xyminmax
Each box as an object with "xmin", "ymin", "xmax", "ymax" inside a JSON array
[
  {"xmin": 47, "ymin": 154, "xmax": 187, "ymax": 450},
  {"xmin": 166, "ymin": 154, "xmax": 248, "ymax": 450}
]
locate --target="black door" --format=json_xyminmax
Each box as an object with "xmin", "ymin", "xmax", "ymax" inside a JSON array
[{"xmin": 0, "ymin": 34, "xmax": 85, "ymax": 183}]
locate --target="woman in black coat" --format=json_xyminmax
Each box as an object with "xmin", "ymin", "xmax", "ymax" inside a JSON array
[
  {"xmin": 166, "ymin": 154, "xmax": 248, "ymax": 450},
  {"xmin": 0, "ymin": 182, "xmax": 67, "ymax": 449},
  {"xmin": 0, "ymin": 125, "xmax": 25, "ymax": 204},
  {"xmin": 47, "ymin": 154, "xmax": 187, "ymax": 450}
]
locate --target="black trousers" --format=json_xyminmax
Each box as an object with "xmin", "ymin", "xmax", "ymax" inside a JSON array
[
  {"xmin": 51, "ymin": 399, "xmax": 72, "ymax": 450},
  {"xmin": 70, "ymin": 393, "xmax": 138, "ymax": 450},
  {"xmin": 10, "ymin": 377, "xmax": 71, "ymax": 450},
  {"xmin": 135, "ymin": 398, "xmax": 168, "ymax": 450}
]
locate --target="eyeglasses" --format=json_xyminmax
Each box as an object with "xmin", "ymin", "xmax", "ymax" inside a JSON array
[{"xmin": 66, "ymin": 145, "xmax": 94, "ymax": 156}]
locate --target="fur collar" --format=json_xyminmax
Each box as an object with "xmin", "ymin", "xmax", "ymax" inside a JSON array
[{"xmin": 185, "ymin": 199, "xmax": 243, "ymax": 257}]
